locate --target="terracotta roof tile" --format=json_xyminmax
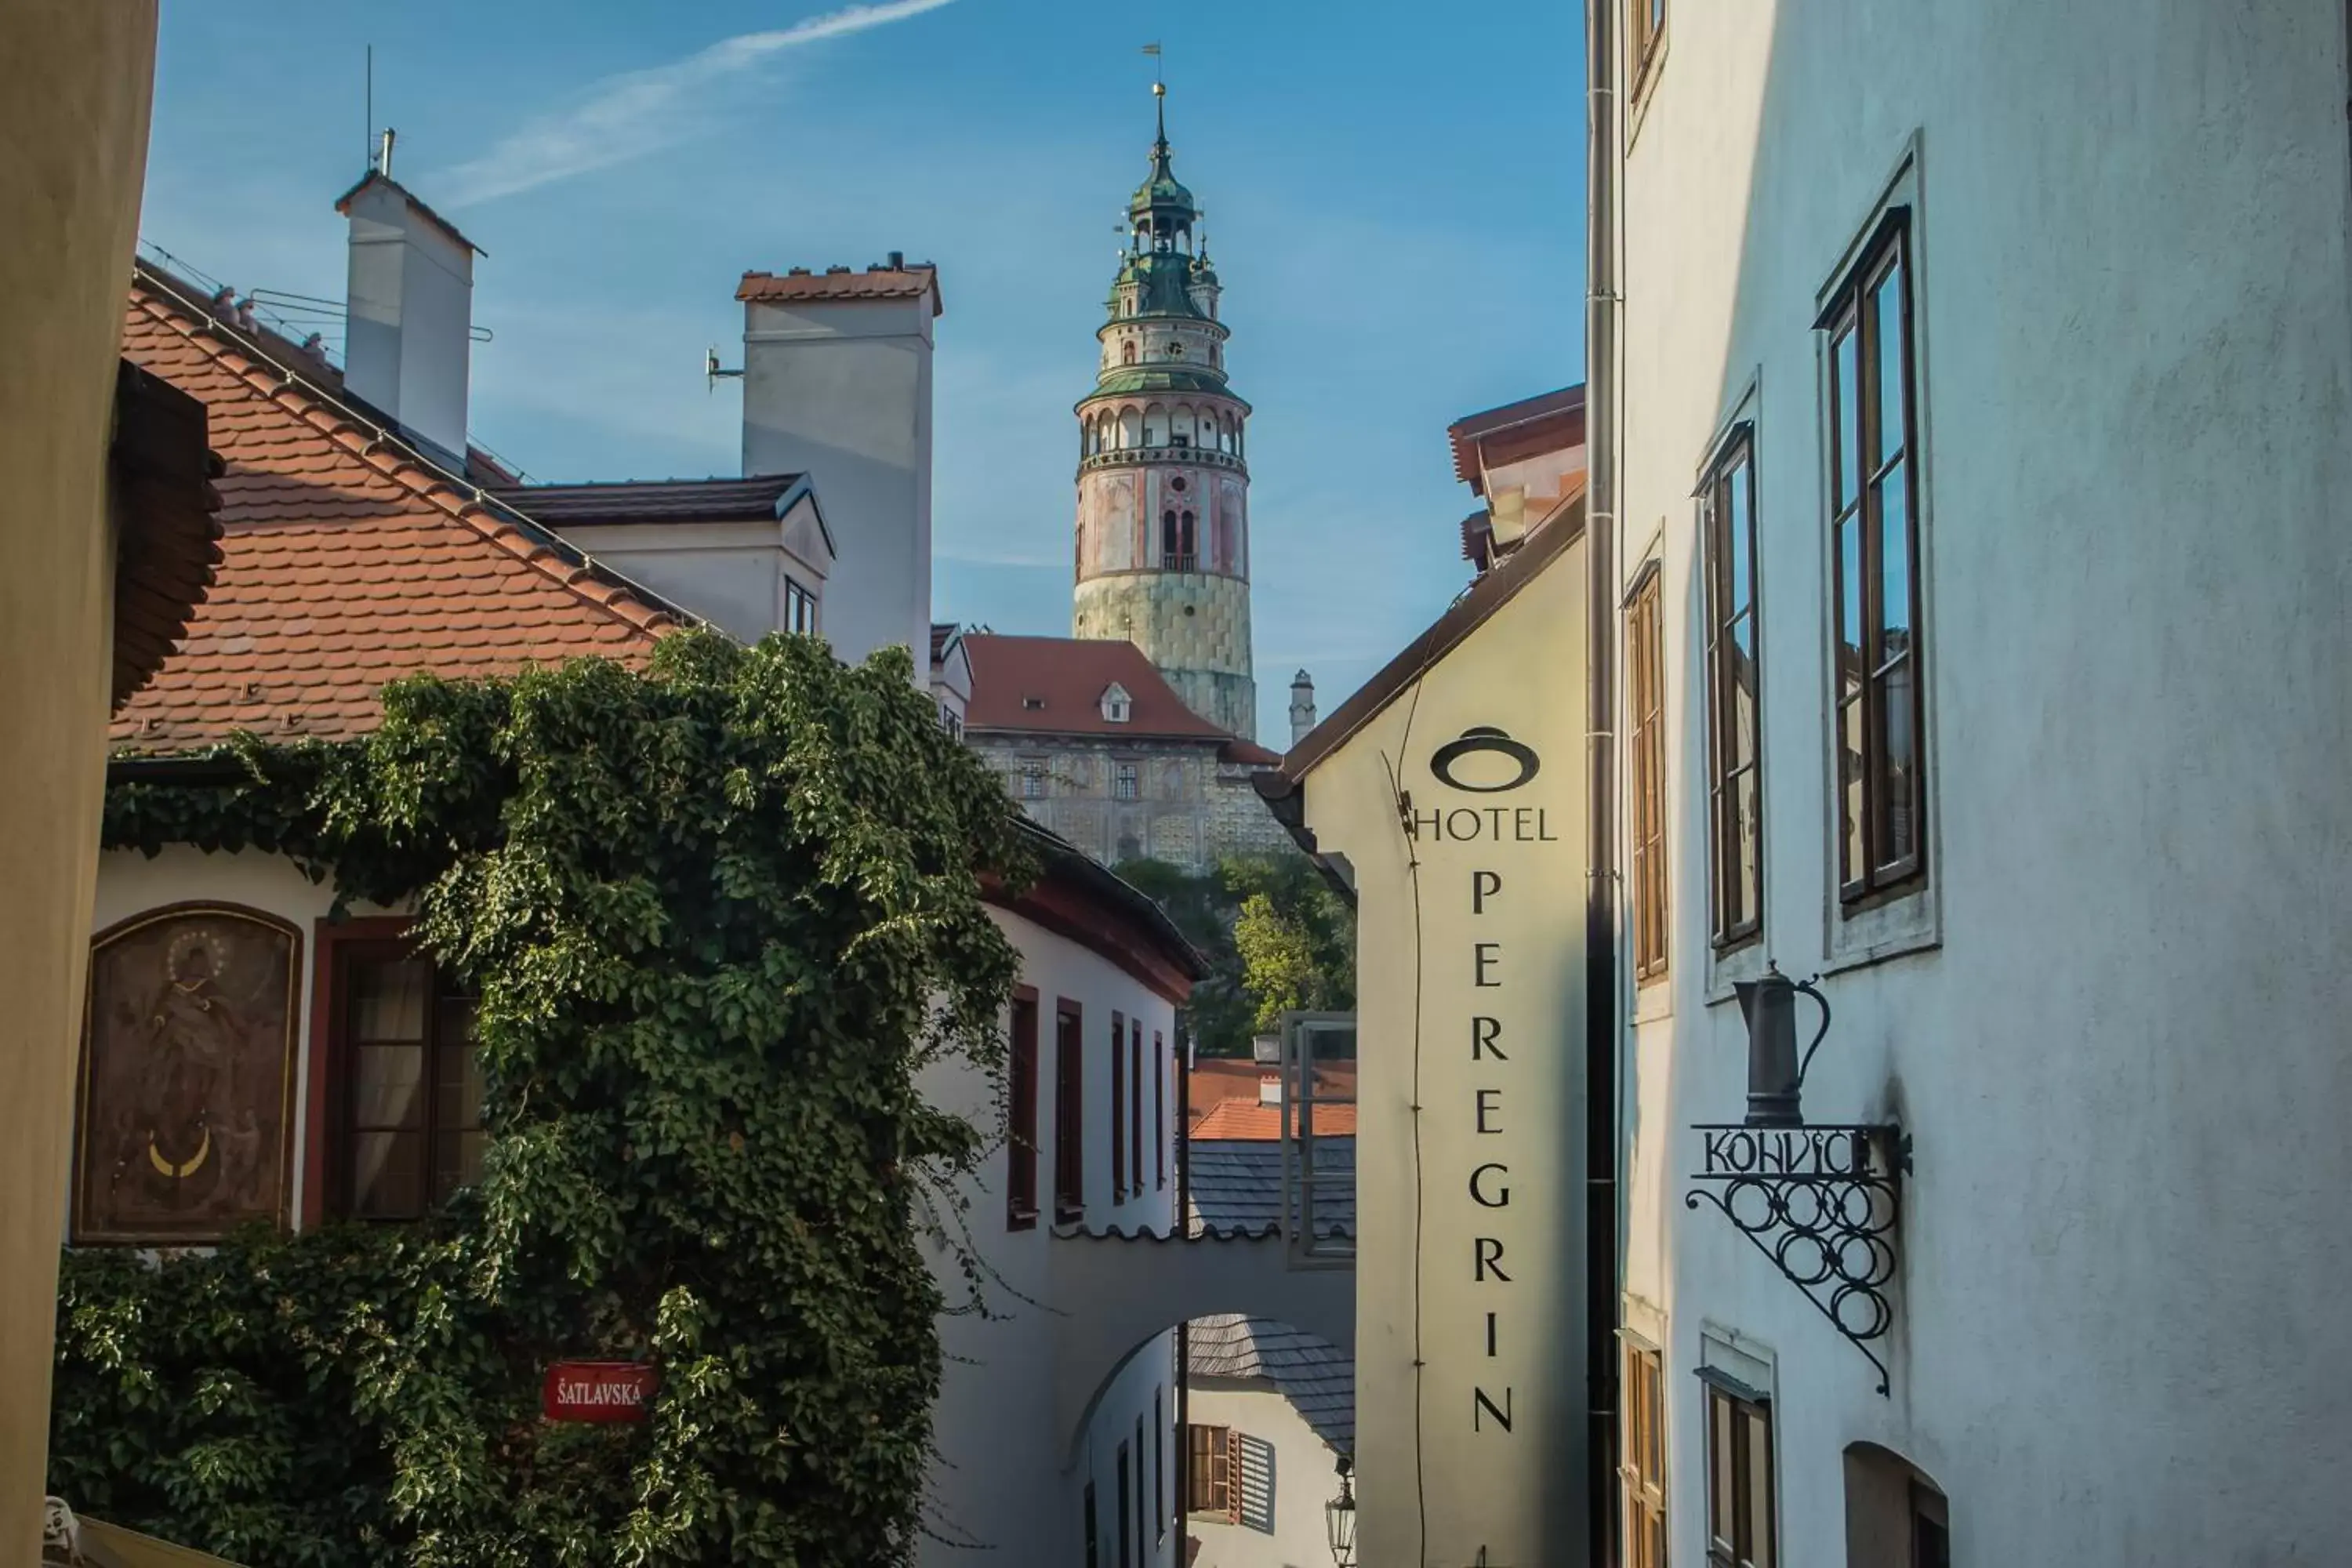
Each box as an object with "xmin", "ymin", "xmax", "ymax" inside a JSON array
[
  {"xmin": 964, "ymin": 634, "xmax": 1244, "ymax": 745},
  {"xmin": 736, "ymin": 263, "xmax": 943, "ymax": 317},
  {"xmin": 111, "ymin": 266, "xmax": 682, "ymax": 753}
]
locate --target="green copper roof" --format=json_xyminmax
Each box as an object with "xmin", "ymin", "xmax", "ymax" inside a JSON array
[
  {"xmin": 1130, "ymin": 86, "xmax": 1196, "ymax": 220},
  {"xmin": 1081, "ymin": 365, "xmax": 1243, "ymax": 401}
]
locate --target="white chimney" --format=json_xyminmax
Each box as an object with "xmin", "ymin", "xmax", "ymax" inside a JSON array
[
  {"xmin": 338, "ymin": 141, "xmax": 481, "ymax": 466},
  {"xmin": 1289, "ymin": 669, "xmax": 1318, "ymax": 747},
  {"xmin": 1258, "ymin": 1074, "xmax": 1282, "ymax": 1107},
  {"xmin": 736, "ymin": 258, "xmax": 940, "ymax": 671}
]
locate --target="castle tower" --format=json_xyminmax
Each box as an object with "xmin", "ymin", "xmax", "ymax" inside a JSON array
[{"xmin": 1072, "ymin": 84, "xmax": 1257, "ymax": 741}]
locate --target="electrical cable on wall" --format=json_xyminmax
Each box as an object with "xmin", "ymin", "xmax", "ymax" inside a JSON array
[{"xmin": 1376, "ymin": 671, "xmax": 1430, "ymax": 1566}]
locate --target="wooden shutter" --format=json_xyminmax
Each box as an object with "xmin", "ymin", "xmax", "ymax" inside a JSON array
[
  {"xmin": 1225, "ymin": 1429, "xmax": 1243, "ymax": 1525},
  {"xmin": 1110, "ymin": 1012, "xmax": 1126, "ymax": 1199}
]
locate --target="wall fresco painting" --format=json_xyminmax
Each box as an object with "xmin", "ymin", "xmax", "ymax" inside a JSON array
[{"xmin": 75, "ymin": 907, "xmax": 299, "ymax": 1243}]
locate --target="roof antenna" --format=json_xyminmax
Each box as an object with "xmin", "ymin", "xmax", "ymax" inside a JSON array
[
  {"xmin": 377, "ymin": 126, "xmax": 396, "ymax": 179},
  {"xmin": 364, "ymin": 44, "xmax": 372, "ymax": 174},
  {"xmin": 705, "ymin": 345, "xmax": 743, "ymax": 392}
]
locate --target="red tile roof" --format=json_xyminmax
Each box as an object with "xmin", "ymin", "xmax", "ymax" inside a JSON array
[
  {"xmin": 111, "ymin": 265, "xmax": 680, "ymax": 753},
  {"xmin": 736, "ymin": 263, "xmax": 942, "ymax": 317},
  {"xmin": 1190, "ymin": 1098, "xmax": 1358, "ymax": 1141},
  {"xmin": 965, "ymin": 634, "xmax": 1232, "ymax": 742}
]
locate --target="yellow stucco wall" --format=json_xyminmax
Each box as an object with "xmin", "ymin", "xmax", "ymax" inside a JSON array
[
  {"xmin": 0, "ymin": 1, "xmax": 159, "ymax": 1554},
  {"xmin": 1298, "ymin": 532, "xmax": 1588, "ymax": 1566}
]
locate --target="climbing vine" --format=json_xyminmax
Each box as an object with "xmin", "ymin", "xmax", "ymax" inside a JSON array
[{"xmin": 53, "ymin": 631, "xmax": 1033, "ymax": 1568}]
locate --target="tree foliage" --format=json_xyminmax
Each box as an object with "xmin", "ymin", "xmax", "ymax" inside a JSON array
[
  {"xmin": 56, "ymin": 631, "xmax": 1033, "ymax": 1568},
  {"xmin": 1113, "ymin": 854, "xmax": 1354, "ymax": 1054}
]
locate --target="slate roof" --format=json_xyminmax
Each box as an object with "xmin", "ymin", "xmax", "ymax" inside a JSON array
[
  {"xmin": 737, "ymin": 263, "xmax": 942, "ymax": 317},
  {"xmin": 1188, "ymin": 1314, "xmax": 1355, "ymax": 1455},
  {"xmin": 1185, "ymin": 1138, "xmax": 1353, "ymax": 1240},
  {"xmin": 489, "ymin": 475, "xmax": 806, "ymax": 525},
  {"xmin": 112, "ymin": 262, "xmax": 681, "ymax": 752}
]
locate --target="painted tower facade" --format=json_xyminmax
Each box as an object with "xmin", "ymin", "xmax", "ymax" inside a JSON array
[{"xmin": 1072, "ymin": 87, "xmax": 1257, "ymax": 742}]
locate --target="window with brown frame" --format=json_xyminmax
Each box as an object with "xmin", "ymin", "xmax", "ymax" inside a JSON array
[
  {"xmin": 1054, "ymin": 1003, "xmax": 1084, "ymax": 1224},
  {"xmin": 1153, "ymin": 1032, "xmax": 1167, "ymax": 1190},
  {"xmin": 1825, "ymin": 211, "xmax": 1926, "ymax": 905},
  {"xmin": 1187, "ymin": 1423, "xmax": 1236, "ymax": 1519},
  {"xmin": 1628, "ymin": 571, "xmax": 1670, "ymax": 982},
  {"xmin": 1007, "ymin": 993, "xmax": 1039, "ymax": 1230},
  {"xmin": 1621, "ymin": 1342, "xmax": 1668, "ymax": 1568},
  {"xmin": 1631, "ymin": 0, "xmax": 1668, "ymax": 98},
  {"xmin": 1109, "ymin": 1011, "xmax": 1127, "ymax": 1201},
  {"xmin": 1129, "ymin": 1025, "xmax": 1143, "ymax": 1198},
  {"xmin": 1706, "ymin": 1380, "xmax": 1775, "ymax": 1568},
  {"xmin": 1703, "ymin": 430, "xmax": 1763, "ymax": 950},
  {"xmin": 333, "ymin": 945, "xmax": 484, "ymax": 1219}
]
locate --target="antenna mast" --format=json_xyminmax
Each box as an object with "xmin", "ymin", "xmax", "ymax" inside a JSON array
[{"xmin": 363, "ymin": 44, "xmax": 373, "ymax": 173}]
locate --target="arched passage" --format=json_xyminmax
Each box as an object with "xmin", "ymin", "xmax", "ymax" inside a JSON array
[{"xmin": 1051, "ymin": 1229, "xmax": 1353, "ymax": 1466}]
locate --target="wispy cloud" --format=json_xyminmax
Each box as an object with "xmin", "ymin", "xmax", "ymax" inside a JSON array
[{"xmin": 431, "ymin": 0, "xmax": 958, "ymax": 206}]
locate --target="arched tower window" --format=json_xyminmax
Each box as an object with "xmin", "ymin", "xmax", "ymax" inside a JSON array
[
  {"xmin": 1179, "ymin": 510, "xmax": 1197, "ymax": 563},
  {"xmin": 1121, "ymin": 341, "xmax": 1137, "ymax": 365},
  {"xmin": 1162, "ymin": 509, "xmax": 1182, "ymax": 568}
]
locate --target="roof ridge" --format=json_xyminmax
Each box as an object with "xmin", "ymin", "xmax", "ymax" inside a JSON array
[{"xmin": 126, "ymin": 273, "xmax": 688, "ymax": 641}]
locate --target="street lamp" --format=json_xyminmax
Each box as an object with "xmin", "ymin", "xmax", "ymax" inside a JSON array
[{"xmin": 1325, "ymin": 1453, "xmax": 1358, "ymax": 1567}]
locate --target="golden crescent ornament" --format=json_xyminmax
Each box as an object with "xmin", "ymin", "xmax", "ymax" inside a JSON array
[{"xmin": 146, "ymin": 1127, "xmax": 211, "ymax": 1179}]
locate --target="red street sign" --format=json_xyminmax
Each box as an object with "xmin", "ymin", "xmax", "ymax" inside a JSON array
[{"xmin": 542, "ymin": 1361, "xmax": 658, "ymax": 1423}]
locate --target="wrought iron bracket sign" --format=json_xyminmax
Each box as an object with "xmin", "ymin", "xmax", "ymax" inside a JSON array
[{"xmin": 1685, "ymin": 1123, "xmax": 1910, "ymax": 1395}]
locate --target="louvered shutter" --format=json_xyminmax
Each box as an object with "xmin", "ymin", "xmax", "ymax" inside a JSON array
[
  {"xmin": 1235, "ymin": 1433, "xmax": 1276, "ymax": 1535},
  {"xmin": 1225, "ymin": 1430, "xmax": 1242, "ymax": 1525}
]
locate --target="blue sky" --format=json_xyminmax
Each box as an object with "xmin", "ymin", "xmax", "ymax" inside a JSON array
[{"xmin": 141, "ymin": 0, "xmax": 1586, "ymax": 741}]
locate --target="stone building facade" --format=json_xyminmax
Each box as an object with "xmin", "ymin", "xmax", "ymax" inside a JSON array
[
  {"xmin": 1070, "ymin": 86, "xmax": 1260, "ymax": 742},
  {"xmin": 961, "ymin": 634, "xmax": 1287, "ymax": 873}
]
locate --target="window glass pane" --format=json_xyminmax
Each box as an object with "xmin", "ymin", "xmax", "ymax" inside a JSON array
[
  {"xmin": 1734, "ymin": 768, "xmax": 1762, "ymax": 925},
  {"xmin": 350, "ymin": 958, "xmax": 428, "ymax": 1040},
  {"xmin": 1744, "ymin": 1409, "xmax": 1773, "ymax": 1568},
  {"xmin": 350, "ymin": 1129, "xmax": 423, "ymax": 1217},
  {"xmin": 1729, "ymin": 610, "xmax": 1756, "ymax": 757},
  {"xmin": 1710, "ymin": 1392, "xmax": 1735, "ymax": 1550},
  {"xmin": 433, "ymin": 1128, "xmax": 486, "ymax": 1201},
  {"xmin": 1876, "ymin": 463, "xmax": 1911, "ymax": 659},
  {"xmin": 436, "ymin": 1041, "xmax": 485, "ymax": 1131},
  {"xmin": 1875, "ymin": 659, "xmax": 1918, "ymax": 869},
  {"xmin": 1839, "ymin": 698, "xmax": 1867, "ymax": 885},
  {"xmin": 1837, "ymin": 517, "xmax": 1864, "ymax": 686},
  {"xmin": 352, "ymin": 1043, "xmax": 425, "ymax": 1128},
  {"xmin": 1874, "ymin": 256, "xmax": 1907, "ymax": 462},
  {"xmin": 1833, "ymin": 325, "xmax": 1860, "ymax": 510},
  {"xmin": 1728, "ymin": 457, "xmax": 1754, "ymax": 613}
]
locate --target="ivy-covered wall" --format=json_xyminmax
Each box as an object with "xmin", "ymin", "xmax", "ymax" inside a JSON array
[{"xmin": 52, "ymin": 632, "xmax": 1033, "ymax": 1568}]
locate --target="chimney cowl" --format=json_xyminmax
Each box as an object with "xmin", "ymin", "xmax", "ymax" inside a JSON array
[
  {"xmin": 826, "ymin": 264, "xmax": 851, "ymax": 274},
  {"xmin": 887, "ymin": 250, "xmax": 905, "ymax": 270}
]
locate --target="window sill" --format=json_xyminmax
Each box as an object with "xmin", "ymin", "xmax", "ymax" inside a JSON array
[
  {"xmin": 1824, "ymin": 877, "xmax": 1940, "ymax": 975},
  {"xmin": 1007, "ymin": 1210, "xmax": 1038, "ymax": 1233},
  {"xmin": 1703, "ymin": 933, "xmax": 1768, "ymax": 1007},
  {"xmin": 1632, "ymin": 975, "xmax": 1673, "ymax": 1025}
]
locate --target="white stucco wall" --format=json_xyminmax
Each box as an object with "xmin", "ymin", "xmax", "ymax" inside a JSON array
[
  {"xmin": 917, "ymin": 906, "xmax": 1181, "ymax": 1568},
  {"xmin": 1616, "ymin": 4, "xmax": 2352, "ymax": 1564},
  {"xmin": 1185, "ymin": 1377, "xmax": 1342, "ymax": 1568},
  {"xmin": 741, "ymin": 293, "xmax": 934, "ymax": 670},
  {"xmin": 1296, "ymin": 536, "xmax": 1590, "ymax": 1566},
  {"xmin": 543, "ymin": 506, "xmax": 831, "ymax": 648}
]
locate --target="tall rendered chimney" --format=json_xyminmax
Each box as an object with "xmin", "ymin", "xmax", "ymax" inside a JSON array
[
  {"xmin": 735, "ymin": 259, "xmax": 941, "ymax": 671},
  {"xmin": 336, "ymin": 136, "xmax": 481, "ymax": 466},
  {"xmin": 1289, "ymin": 669, "xmax": 1318, "ymax": 747}
]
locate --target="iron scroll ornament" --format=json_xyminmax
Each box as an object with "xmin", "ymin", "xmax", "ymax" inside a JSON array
[
  {"xmin": 1428, "ymin": 726, "xmax": 1540, "ymax": 793},
  {"xmin": 1684, "ymin": 1123, "xmax": 1911, "ymax": 1395}
]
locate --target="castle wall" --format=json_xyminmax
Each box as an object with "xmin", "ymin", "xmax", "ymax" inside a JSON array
[{"xmin": 1072, "ymin": 573, "xmax": 1255, "ymax": 742}]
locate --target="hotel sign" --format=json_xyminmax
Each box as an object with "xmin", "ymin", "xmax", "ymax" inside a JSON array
[{"xmin": 542, "ymin": 1361, "xmax": 659, "ymax": 1423}]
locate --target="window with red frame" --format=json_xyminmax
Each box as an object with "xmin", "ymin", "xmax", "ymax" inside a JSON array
[
  {"xmin": 1054, "ymin": 1003, "xmax": 1084, "ymax": 1223},
  {"xmin": 332, "ymin": 942, "xmax": 484, "ymax": 1219},
  {"xmin": 1007, "ymin": 992, "xmax": 1039, "ymax": 1229},
  {"xmin": 1110, "ymin": 1011, "xmax": 1127, "ymax": 1200}
]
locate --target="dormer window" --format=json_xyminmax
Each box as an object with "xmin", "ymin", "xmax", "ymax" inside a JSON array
[{"xmin": 1101, "ymin": 682, "xmax": 1133, "ymax": 724}]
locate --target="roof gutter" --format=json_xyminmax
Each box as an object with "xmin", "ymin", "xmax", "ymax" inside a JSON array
[{"xmin": 1584, "ymin": 0, "xmax": 1624, "ymax": 1559}]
